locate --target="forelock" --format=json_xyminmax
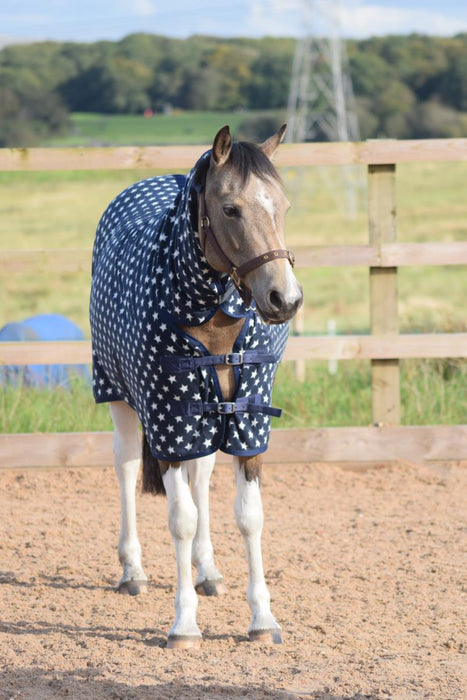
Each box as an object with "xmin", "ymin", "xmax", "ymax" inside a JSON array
[{"xmin": 228, "ymin": 141, "xmax": 282, "ymax": 187}]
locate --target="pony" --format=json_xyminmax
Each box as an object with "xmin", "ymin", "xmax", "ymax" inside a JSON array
[{"xmin": 90, "ymin": 124, "xmax": 303, "ymax": 648}]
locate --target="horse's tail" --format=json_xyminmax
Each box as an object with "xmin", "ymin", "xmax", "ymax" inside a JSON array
[{"xmin": 141, "ymin": 432, "xmax": 166, "ymax": 495}]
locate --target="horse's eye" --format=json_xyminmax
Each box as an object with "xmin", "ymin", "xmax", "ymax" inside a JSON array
[{"xmin": 223, "ymin": 205, "xmax": 240, "ymax": 218}]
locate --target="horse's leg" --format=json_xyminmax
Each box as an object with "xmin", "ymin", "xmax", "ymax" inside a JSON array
[
  {"xmin": 188, "ymin": 454, "xmax": 227, "ymax": 596},
  {"xmin": 163, "ymin": 462, "xmax": 202, "ymax": 649},
  {"xmin": 110, "ymin": 401, "xmax": 148, "ymax": 595},
  {"xmin": 234, "ymin": 455, "xmax": 282, "ymax": 644}
]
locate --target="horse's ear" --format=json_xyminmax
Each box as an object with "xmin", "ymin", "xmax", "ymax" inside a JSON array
[
  {"xmin": 211, "ymin": 125, "xmax": 232, "ymax": 166},
  {"xmin": 260, "ymin": 123, "xmax": 287, "ymax": 160}
]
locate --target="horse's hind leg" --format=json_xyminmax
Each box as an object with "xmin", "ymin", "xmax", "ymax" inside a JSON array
[
  {"xmin": 188, "ymin": 454, "xmax": 227, "ymax": 596},
  {"xmin": 234, "ymin": 456, "xmax": 282, "ymax": 644},
  {"xmin": 110, "ymin": 401, "xmax": 148, "ymax": 595}
]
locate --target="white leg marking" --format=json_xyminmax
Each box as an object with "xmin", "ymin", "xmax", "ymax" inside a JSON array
[
  {"xmin": 110, "ymin": 401, "xmax": 147, "ymax": 588},
  {"xmin": 188, "ymin": 454, "xmax": 224, "ymax": 587},
  {"xmin": 233, "ymin": 457, "xmax": 281, "ymax": 635},
  {"xmin": 163, "ymin": 464, "xmax": 201, "ymax": 640}
]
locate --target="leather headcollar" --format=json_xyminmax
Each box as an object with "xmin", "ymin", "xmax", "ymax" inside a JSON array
[{"xmin": 198, "ymin": 187, "xmax": 295, "ymax": 306}]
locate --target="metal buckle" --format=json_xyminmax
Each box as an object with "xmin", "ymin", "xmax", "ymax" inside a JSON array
[
  {"xmin": 200, "ymin": 215, "xmax": 210, "ymax": 231},
  {"xmin": 217, "ymin": 402, "xmax": 236, "ymax": 415},
  {"xmin": 225, "ymin": 352, "xmax": 243, "ymax": 366},
  {"xmin": 230, "ymin": 268, "xmax": 241, "ymax": 287}
]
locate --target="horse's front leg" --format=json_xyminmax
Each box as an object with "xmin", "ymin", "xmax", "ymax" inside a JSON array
[
  {"xmin": 234, "ymin": 455, "xmax": 282, "ymax": 644},
  {"xmin": 188, "ymin": 454, "xmax": 227, "ymax": 596},
  {"xmin": 110, "ymin": 401, "xmax": 148, "ymax": 595},
  {"xmin": 162, "ymin": 462, "xmax": 202, "ymax": 649}
]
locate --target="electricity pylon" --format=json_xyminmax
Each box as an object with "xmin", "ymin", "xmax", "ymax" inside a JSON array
[{"xmin": 286, "ymin": 0, "xmax": 362, "ymax": 215}]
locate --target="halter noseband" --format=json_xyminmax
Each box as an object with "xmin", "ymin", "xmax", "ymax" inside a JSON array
[{"xmin": 198, "ymin": 187, "xmax": 295, "ymax": 306}]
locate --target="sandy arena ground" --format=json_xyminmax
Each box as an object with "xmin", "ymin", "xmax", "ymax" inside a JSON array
[{"xmin": 1, "ymin": 460, "xmax": 465, "ymax": 699}]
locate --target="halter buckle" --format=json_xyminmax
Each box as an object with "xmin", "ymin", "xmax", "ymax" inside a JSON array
[
  {"xmin": 230, "ymin": 267, "xmax": 241, "ymax": 287},
  {"xmin": 200, "ymin": 215, "xmax": 210, "ymax": 231}
]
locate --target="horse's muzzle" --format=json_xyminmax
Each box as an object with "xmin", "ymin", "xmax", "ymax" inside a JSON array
[{"xmin": 256, "ymin": 286, "xmax": 303, "ymax": 324}]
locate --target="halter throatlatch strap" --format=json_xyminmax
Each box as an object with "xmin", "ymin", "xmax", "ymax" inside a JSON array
[{"xmin": 198, "ymin": 188, "xmax": 295, "ymax": 306}]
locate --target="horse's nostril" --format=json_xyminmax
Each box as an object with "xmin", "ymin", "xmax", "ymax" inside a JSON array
[{"xmin": 268, "ymin": 290, "xmax": 283, "ymax": 310}]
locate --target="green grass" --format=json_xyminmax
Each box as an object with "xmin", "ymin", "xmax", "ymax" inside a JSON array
[
  {"xmin": 272, "ymin": 359, "xmax": 466, "ymax": 429},
  {"xmin": 0, "ymin": 376, "xmax": 112, "ymax": 433},
  {"xmin": 1, "ymin": 359, "xmax": 465, "ymax": 434},
  {"xmin": 43, "ymin": 110, "xmax": 280, "ymax": 147}
]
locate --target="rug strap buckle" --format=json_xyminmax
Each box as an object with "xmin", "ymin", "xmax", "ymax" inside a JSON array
[
  {"xmin": 217, "ymin": 402, "xmax": 237, "ymax": 415},
  {"xmin": 224, "ymin": 352, "xmax": 244, "ymax": 366}
]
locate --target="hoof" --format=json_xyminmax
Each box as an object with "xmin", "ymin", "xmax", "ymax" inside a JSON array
[
  {"xmin": 166, "ymin": 634, "xmax": 202, "ymax": 650},
  {"xmin": 248, "ymin": 628, "xmax": 282, "ymax": 644},
  {"xmin": 117, "ymin": 579, "xmax": 148, "ymax": 596},
  {"xmin": 195, "ymin": 579, "xmax": 227, "ymax": 597}
]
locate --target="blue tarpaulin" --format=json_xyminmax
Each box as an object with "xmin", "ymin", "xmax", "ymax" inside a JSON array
[{"xmin": 0, "ymin": 314, "xmax": 90, "ymax": 388}]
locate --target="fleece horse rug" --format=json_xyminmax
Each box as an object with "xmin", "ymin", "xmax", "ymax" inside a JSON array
[{"xmin": 90, "ymin": 125, "xmax": 303, "ymax": 648}]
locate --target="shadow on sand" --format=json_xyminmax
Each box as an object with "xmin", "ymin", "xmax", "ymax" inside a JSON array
[{"xmin": 0, "ymin": 667, "xmax": 384, "ymax": 699}]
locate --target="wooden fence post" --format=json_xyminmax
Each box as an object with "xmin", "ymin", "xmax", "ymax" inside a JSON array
[{"xmin": 368, "ymin": 163, "xmax": 400, "ymax": 424}]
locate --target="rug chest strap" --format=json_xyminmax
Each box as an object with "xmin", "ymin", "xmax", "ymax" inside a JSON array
[
  {"xmin": 169, "ymin": 394, "xmax": 282, "ymax": 418},
  {"xmin": 159, "ymin": 351, "xmax": 279, "ymax": 373}
]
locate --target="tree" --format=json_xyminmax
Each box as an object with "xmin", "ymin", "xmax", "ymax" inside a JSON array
[
  {"xmin": 0, "ymin": 84, "xmax": 69, "ymax": 146},
  {"xmin": 246, "ymin": 42, "xmax": 294, "ymax": 109},
  {"xmin": 439, "ymin": 56, "xmax": 467, "ymax": 111},
  {"xmin": 410, "ymin": 100, "xmax": 467, "ymax": 138},
  {"xmin": 1, "ymin": 33, "xmax": 466, "ymax": 141},
  {"xmin": 349, "ymin": 49, "xmax": 393, "ymax": 98},
  {"xmin": 60, "ymin": 57, "xmax": 152, "ymax": 113}
]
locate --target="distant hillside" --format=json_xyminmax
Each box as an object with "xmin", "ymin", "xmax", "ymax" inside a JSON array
[{"xmin": 0, "ymin": 32, "xmax": 466, "ymax": 146}]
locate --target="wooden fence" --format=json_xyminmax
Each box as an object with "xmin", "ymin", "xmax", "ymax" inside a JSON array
[{"xmin": 1, "ymin": 138, "xmax": 466, "ymax": 468}]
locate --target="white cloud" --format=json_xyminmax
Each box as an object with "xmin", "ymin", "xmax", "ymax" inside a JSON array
[
  {"xmin": 249, "ymin": 0, "xmax": 467, "ymax": 38},
  {"xmin": 129, "ymin": 0, "xmax": 156, "ymax": 18},
  {"xmin": 338, "ymin": 3, "xmax": 467, "ymax": 38}
]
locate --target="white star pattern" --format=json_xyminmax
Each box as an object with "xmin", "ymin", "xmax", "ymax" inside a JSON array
[{"xmin": 90, "ymin": 152, "xmax": 289, "ymax": 461}]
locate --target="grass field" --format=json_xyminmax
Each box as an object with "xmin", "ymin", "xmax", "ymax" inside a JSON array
[
  {"xmin": 44, "ymin": 110, "xmax": 282, "ymax": 147},
  {"xmin": 1, "ymin": 113, "xmax": 466, "ymax": 432}
]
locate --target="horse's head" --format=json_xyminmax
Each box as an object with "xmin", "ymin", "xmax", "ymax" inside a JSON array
[{"xmin": 199, "ymin": 125, "xmax": 303, "ymax": 324}]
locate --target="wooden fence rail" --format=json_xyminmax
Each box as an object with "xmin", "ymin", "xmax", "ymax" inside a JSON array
[
  {"xmin": 1, "ymin": 426, "xmax": 466, "ymax": 469},
  {"xmin": 2, "ymin": 241, "xmax": 467, "ymax": 274},
  {"xmin": 1, "ymin": 138, "xmax": 466, "ymax": 171},
  {"xmin": 1, "ymin": 139, "xmax": 466, "ymax": 468},
  {"xmin": 1, "ymin": 334, "xmax": 466, "ymax": 365}
]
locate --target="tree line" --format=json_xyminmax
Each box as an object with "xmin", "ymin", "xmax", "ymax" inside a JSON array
[{"xmin": 0, "ymin": 32, "xmax": 466, "ymax": 146}]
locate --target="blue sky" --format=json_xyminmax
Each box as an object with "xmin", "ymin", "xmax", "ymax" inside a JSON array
[{"xmin": 1, "ymin": 0, "xmax": 466, "ymax": 45}]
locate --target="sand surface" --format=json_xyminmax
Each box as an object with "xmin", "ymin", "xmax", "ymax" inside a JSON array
[{"xmin": 1, "ymin": 460, "xmax": 465, "ymax": 699}]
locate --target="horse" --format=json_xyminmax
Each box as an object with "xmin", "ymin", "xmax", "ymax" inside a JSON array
[{"xmin": 90, "ymin": 124, "xmax": 303, "ymax": 649}]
